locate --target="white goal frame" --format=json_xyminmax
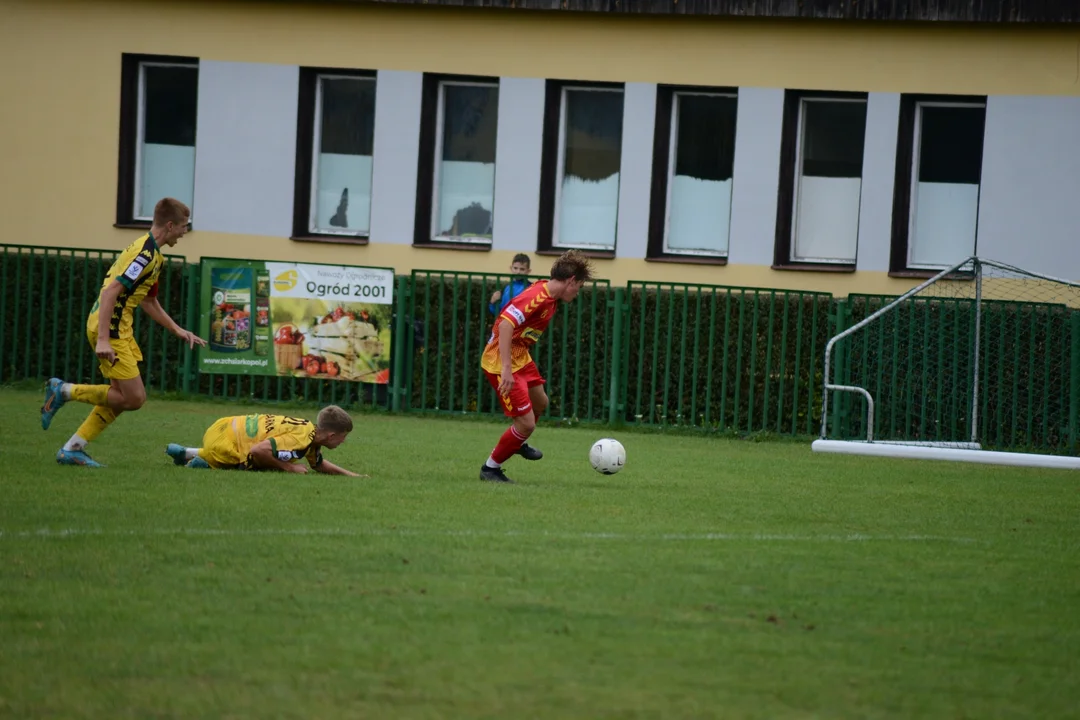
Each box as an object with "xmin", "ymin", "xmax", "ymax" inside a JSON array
[{"xmin": 813, "ymin": 256, "xmax": 1080, "ymax": 470}]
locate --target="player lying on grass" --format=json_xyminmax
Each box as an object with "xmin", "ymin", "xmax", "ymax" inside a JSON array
[
  {"xmin": 40, "ymin": 197, "xmax": 207, "ymax": 468},
  {"xmin": 478, "ymin": 249, "xmax": 594, "ymax": 484},
  {"xmin": 165, "ymin": 405, "xmax": 364, "ymax": 476}
]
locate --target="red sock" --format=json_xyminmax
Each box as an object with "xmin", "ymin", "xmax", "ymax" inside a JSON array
[{"xmin": 490, "ymin": 426, "xmax": 529, "ymax": 465}]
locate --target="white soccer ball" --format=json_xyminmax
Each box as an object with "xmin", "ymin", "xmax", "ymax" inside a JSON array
[{"xmin": 589, "ymin": 438, "xmax": 626, "ymax": 475}]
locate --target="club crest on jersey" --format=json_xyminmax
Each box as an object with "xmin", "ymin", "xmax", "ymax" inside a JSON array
[
  {"xmin": 123, "ymin": 257, "xmax": 148, "ymax": 281},
  {"xmin": 506, "ymin": 305, "xmax": 525, "ymax": 324}
]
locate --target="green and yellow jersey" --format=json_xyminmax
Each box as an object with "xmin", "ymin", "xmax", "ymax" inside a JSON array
[
  {"xmin": 200, "ymin": 414, "xmax": 324, "ymax": 470},
  {"xmin": 88, "ymin": 233, "xmax": 164, "ymax": 340}
]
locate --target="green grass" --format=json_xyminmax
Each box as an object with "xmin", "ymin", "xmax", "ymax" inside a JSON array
[{"xmin": 1, "ymin": 388, "xmax": 1078, "ymax": 719}]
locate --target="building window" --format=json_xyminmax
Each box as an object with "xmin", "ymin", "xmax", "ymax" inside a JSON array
[
  {"xmin": 648, "ymin": 86, "xmax": 737, "ymax": 261},
  {"xmin": 891, "ymin": 95, "xmax": 986, "ymax": 273},
  {"xmin": 774, "ymin": 91, "xmax": 868, "ymax": 269},
  {"xmin": 414, "ymin": 75, "xmax": 499, "ymax": 246},
  {"xmin": 116, "ymin": 54, "xmax": 198, "ymax": 227},
  {"xmin": 538, "ymin": 82, "xmax": 625, "ymax": 253},
  {"xmin": 293, "ymin": 68, "xmax": 376, "ymax": 243}
]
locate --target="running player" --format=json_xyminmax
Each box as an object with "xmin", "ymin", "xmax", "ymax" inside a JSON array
[
  {"xmin": 40, "ymin": 198, "xmax": 207, "ymax": 467},
  {"xmin": 164, "ymin": 405, "xmax": 363, "ymax": 476},
  {"xmin": 479, "ymin": 250, "xmax": 594, "ymax": 483}
]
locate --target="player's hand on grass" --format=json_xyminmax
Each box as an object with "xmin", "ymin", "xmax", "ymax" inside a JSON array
[
  {"xmin": 176, "ymin": 329, "xmax": 208, "ymax": 349},
  {"xmin": 95, "ymin": 338, "xmax": 118, "ymax": 366},
  {"xmin": 499, "ymin": 368, "xmax": 514, "ymax": 396},
  {"xmin": 290, "ymin": 465, "xmax": 309, "ymax": 474}
]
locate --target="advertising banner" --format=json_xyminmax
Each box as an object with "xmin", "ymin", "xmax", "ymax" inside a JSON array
[{"xmin": 198, "ymin": 258, "xmax": 394, "ymax": 384}]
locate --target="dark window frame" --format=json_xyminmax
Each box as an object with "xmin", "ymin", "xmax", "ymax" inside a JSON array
[
  {"xmin": 115, "ymin": 53, "xmax": 199, "ymax": 229},
  {"xmin": 413, "ymin": 73, "xmax": 500, "ymax": 250},
  {"xmin": 536, "ymin": 79, "xmax": 625, "ymax": 259},
  {"xmin": 292, "ymin": 67, "xmax": 377, "ymax": 246},
  {"xmin": 773, "ymin": 89, "xmax": 868, "ymax": 273},
  {"xmin": 889, "ymin": 93, "xmax": 987, "ymax": 278},
  {"xmin": 646, "ymin": 84, "xmax": 738, "ymax": 266}
]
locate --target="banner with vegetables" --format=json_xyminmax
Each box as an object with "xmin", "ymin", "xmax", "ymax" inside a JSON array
[{"xmin": 198, "ymin": 258, "xmax": 394, "ymax": 384}]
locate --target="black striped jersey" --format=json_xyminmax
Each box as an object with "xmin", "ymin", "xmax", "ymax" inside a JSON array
[{"xmin": 89, "ymin": 233, "xmax": 164, "ymax": 339}]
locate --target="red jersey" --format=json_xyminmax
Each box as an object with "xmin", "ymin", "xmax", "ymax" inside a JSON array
[{"xmin": 481, "ymin": 280, "xmax": 557, "ymax": 373}]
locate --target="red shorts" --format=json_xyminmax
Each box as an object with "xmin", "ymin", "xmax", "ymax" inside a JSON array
[{"xmin": 484, "ymin": 361, "xmax": 546, "ymax": 417}]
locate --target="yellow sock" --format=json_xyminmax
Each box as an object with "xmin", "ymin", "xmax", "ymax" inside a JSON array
[
  {"xmin": 75, "ymin": 406, "xmax": 118, "ymax": 444},
  {"xmin": 69, "ymin": 384, "xmax": 110, "ymax": 406}
]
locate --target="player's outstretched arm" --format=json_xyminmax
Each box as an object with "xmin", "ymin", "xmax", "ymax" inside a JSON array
[
  {"xmin": 140, "ymin": 296, "xmax": 207, "ymax": 349},
  {"xmin": 313, "ymin": 459, "xmax": 366, "ymax": 477},
  {"xmin": 248, "ymin": 440, "xmax": 308, "ymax": 474}
]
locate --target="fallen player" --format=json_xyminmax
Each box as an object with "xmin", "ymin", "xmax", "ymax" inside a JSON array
[{"xmin": 165, "ymin": 405, "xmax": 364, "ymax": 476}]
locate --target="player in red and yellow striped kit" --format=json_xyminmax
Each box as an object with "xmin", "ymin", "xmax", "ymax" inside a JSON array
[{"xmin": 479, "ymin": 250, "xmax": 594, "ymax": 483}]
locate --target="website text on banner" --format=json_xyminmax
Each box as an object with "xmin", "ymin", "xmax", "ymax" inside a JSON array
[{"xmin": 197, "ymin": 259, "xmax": 394, "ymax": 384}]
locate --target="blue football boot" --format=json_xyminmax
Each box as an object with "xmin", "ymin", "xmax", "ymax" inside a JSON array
[
  {"xmin": 56, "ymin": 448, "xmax": 105, "ymax": 468},
  {"xmin": 41, "ymin": 378, "xmax": 66, "ymax": 430},
  {"xmin": 165, "ymin": 443, "xmax": 189, "ymax": 466}
]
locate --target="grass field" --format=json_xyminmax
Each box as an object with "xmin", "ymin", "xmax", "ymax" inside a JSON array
[{"xmin": 1, "ymin": 387, "xmax": 1078, "ymax": 719}]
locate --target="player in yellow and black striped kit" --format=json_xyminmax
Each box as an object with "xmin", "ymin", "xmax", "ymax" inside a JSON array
[
  {"xmin": 40, "ymin": 198, "xmax": 207, "ymax": 468},
  {"xmin": 164, "ymin": 405, "xmax": 363, "ymax": 476}
]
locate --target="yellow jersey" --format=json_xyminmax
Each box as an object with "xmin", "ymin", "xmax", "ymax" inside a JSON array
[
  {"xmin": 230, "ymin": 414, "xmax": 323, "ymax": 469},
  {"xmin": 88, "ymin": 233, "xmax": 165, "ymax": 339}
]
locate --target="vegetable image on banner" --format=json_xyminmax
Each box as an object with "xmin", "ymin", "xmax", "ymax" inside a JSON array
[{"xmin": 198, "ymin": 258, "xmax": 394, "ymax": 384}]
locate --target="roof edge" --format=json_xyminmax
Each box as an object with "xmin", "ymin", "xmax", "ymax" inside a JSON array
[{"xmin": 354, "ymin": 0, "xmax": 1080, "ymax": 24}]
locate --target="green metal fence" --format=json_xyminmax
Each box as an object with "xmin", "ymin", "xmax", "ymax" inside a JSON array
[
  {"xmin": 7, "ymin": 243, "xmax": 1006, "ymax": 446},
  {"xmin": 8, "ymin": 243, "xmax": 1073, "ymax": 450},
  {"xmin": 621, "ymin": 283, "xmax": 833, "ymax": 433}
]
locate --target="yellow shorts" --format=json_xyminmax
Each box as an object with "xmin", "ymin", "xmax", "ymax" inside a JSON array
[
  {"xmin": 198, "ymin": 417, "xmax": 246, "ymax": 469},
  {"xmin": 87, "ymin": 329, "xmax": 143, "ymax": 381}
]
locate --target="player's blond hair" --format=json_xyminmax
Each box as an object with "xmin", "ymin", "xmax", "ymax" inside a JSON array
[
  {"xmin": 549, "ymin": 250, "xmax": 594, "ymax": 283},
  {"xmin": 316, "ymin": 405, "xmax": 354, "ymax": 433},
  {"xmin": 153, "ymin": 198, "xmax": 190, "ymax": 227}
]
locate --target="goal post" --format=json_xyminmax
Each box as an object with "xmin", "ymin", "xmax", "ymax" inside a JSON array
[{"xmin": 814, "ymin": 257, "xmax": 1080, "ymax": 470}]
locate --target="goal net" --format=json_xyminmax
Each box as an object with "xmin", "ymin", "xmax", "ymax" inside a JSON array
[{"xmin": 815, "ymin": 257, "xmax": 1080, "ymax": 469}]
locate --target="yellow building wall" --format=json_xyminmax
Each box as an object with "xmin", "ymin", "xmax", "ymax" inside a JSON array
[{"xmin": 2, "ymin": 0, "xmax": 1078, "ymax": 295}]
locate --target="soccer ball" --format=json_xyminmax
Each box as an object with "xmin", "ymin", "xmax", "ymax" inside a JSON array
[{"xmin": 589, "ymin": 438, "xmax": 626, "ymax": 475}]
